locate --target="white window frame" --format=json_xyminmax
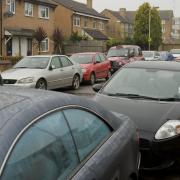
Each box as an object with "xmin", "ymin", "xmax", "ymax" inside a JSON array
[
  {"xmin": 24, "ymin": 2, "xmax": 33, "ymax": 17},
  {"xmin": 6, "ymin": 0, "xmax": 15, "ymax": 14},
  {"xmin": 98, "ymin": 22, "xmax": 104, "ymax": 30},
  {"xmin": 73, "ymin": 16, "xmax": 80, "ymax": 27},
  {"xmin": 161, "ymin": 20, "xmax": 166, "ymax": 25},
  {"xmin": 41, "ymin": 38, "xmax": 49, "ymax": 52},
  {"xmin": 39, "ymin": 5, "xmax": 49, "ymax": 19},
  {"xmin": 93, "ymin": 21, "xmax": 97, "ymax": 29}
]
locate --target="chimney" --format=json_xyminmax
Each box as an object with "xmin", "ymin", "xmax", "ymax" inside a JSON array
[
  {"xmin": 119, "ymin": 8, "xmax": 126, "ymax": 17},
  {"xmin": 87, "ymin": 0, "xmax": 92, "ymax": 9}
]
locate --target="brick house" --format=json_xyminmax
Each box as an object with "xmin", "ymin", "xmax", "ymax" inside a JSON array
[
  {"xmin": 101, "ymin": 8, "xmax": 134, "ymax": 41},
  {"xmin": 53, "ymin": 0, "xmax": 109, "ymax": 41},
  {"xmin": 102, "ymin": 8, "xmax": 174, "ymax": 43},
  {"xmin": 0, "ymin": 0, "xmax": 57, "ymax": 56}
]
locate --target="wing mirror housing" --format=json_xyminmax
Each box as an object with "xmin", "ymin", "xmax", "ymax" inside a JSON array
[{"xmin": 92, "ymin": 84, "xmax": 103, "ymax": 92}]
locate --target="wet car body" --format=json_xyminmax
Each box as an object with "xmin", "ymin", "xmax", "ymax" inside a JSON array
[
  {"xmin": 93, "ymin": 61, "xmax": 180, "ymax": 171},
  {"xmin": 107, "ymin": 45, "xmax": 144, "ymax": 73},
  {"xmin": 0, "ymin": 86, "xmax": 140, "ymax": 180},
  {"xmin": 70, "ymin": 52, "xmax": 111, "ymax": 85}
]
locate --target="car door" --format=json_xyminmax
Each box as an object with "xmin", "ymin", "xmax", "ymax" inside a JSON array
[
  {"xmin": 99, "ymin": 53, "xmax": 110, "ymax": 78},
  {"xmin": 59, "ymin": 56, "xmax": 75, "ymax": 86},
  {"xmin": 94, "ymin": 54, "xmax": 104, "ymax": 78},
  {"xmin": 47, "ymin": 56, "xmax": 63, "ymax": 89}
]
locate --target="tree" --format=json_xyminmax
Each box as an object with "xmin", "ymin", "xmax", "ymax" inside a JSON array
[
  {"xmin": 33, "ymin": 27, "xmax": 47, "ymax": 54},
  {"xmin": 52, "ymin": 28, "xmax": 64, "ymax": 54},
  {"xmin": 70, "ymin": 31, "xmax": 82, "ymax": 42},
  {"xmin": 133, "ymin": 3, "xmax": 162, "ymax": 50}
]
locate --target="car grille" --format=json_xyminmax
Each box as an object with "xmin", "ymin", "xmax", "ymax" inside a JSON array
[
  {"xmin": 139, "ymin": 138, "xmax": 150, "ymax": 149},
  {"xmin": 110, "ymin": 61, "xmax": 119, "ymax": 68},
  {"xmin": 3, "ymin": 79, "xmax": 17, "ymax": 84}
]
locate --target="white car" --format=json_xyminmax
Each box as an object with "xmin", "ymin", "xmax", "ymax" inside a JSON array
[
  {"xmin": 1, "ymin": 55, "xmax": 83, "ymax": 90},
  {"xmin": 170, "ymin": 49, "xmax": 180, "ymax": 58},
  {"xmin": 142, "ymin": 51, "xmax": 160, "ymax": 61}
]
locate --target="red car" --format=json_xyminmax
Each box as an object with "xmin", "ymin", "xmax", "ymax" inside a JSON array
[
  {"xmin": 107, "ymin": 45, "xmax": 144, "ymax": 73},
  {"xmin": 70, "ymin": 52, "xmax": 111, "ymax": 85}
]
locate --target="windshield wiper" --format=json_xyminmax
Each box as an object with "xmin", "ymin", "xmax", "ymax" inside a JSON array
[
  {"xmin": 104, "ymin": 93, "xmax": 159, "ymax": 100},
  {"xmin": 158, "ymin": 97, "xmax": 180, "ymax": 101}
]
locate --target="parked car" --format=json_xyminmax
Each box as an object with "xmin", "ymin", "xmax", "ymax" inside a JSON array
[
  {"xmin": 107, "ymin": 45, "xmax": 144, "ymax": 73},
  {"xmin": 170, "ymin": 49, "xmax": 180, "ymax": 58},
  {"xmin": 0, "ymin": 86, "xmax": 140, "ymax": 180},
  {"xmin": 159, "ymin": 51, "xmax": 175, "ymax": 61},
  {"xmin": 142, "ymin": 51, "xmax": 160, "ymax": 61},
  {"xmin": 70, "ymin": 52, "xmax": 111, "ymax": 85},
  {"xmin": 1, "ymin": 55, "xmax": 82, "ymax": 90},
  {"xmin": 93, "ymin": 61, "xmax": 180, "ymax": 171}
]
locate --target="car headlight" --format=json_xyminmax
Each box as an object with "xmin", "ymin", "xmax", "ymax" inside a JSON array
[
  {"xmin": 155, "ymin": 120, "xmax": 180, "ymax": 140},
  {"xmin": 18, "ymin": 77, "xmax": 34, "ymax": 84},
  {"xmin": 82, "ymin": 68, "xmax": 87, "ymax": 73}
]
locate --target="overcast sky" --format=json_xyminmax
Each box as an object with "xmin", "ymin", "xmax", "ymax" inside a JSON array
[{"xmin": 76, "ymin": 0, "xmax": 180, "ymax": 17}]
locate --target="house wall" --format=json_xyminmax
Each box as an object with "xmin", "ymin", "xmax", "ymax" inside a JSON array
[
  {"xmin": 101, "ymin": 10, "xmax": 122, "ymax": 40},
  {"xmin": 162, "ymin": 19, "xmax": 173, "ymax": 43},
  {"xmin": 2, "ymin": 0, "xmax": 56, "ymax": 56}
]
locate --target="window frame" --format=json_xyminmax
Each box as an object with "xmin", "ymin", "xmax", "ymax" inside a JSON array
[
  {"xmin": 41, "ymin": 38, "xmax": 49, "ymax": 52},
  {"xmin": 60, "ymin": 56, "xmax": 73, "ymax": 67},
  {"xmin": 0, "ymin": 105, "xmax": 113, "ymax": 178},
  {"xmin": 39, "ymin": 5, "xmax": 49, "ymax": 19},
  {"xmin": 24, "ymin": 2, "xmax": 33, "ymax": 17},
  {"xmin": 73, "ymin": 16, "xmax": 81, "ymax": 27},
  {"xmin": 6, "ymin": 0, "xmax": 15, "ymax": 14}
]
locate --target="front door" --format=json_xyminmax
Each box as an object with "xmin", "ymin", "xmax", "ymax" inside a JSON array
[
  {"xmin": 6, "ymin": 38, "xmax": 12, "ymax": 56},
  {"xmin": 27, "ymin": 38, "xmax": 32, "ymax": 56}
]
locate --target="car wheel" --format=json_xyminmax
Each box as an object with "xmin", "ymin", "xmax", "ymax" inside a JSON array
[
  {"xmin": 89, "ymin": 73, "xmax": 96, "ymax": 85},
  {"xmin": 72, "ymin": 74, "xmax": 80, "ymax": 90},
  {"xmin": 105, "ymin": 70, "xmax": 111, "ymax": 81},
  {"xmin": 36, "ymin": 79, "xmax": 47, "ymax": 90}
]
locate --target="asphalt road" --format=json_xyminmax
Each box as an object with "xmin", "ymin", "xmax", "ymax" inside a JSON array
[{"xmin": 54, "ymin": 82, "xmax": 180, "ymax": 180}]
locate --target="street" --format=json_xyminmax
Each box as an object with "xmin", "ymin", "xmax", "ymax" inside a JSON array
[{"xmin": 55, "ymin": 81, "xmax": 180, "ymax": 180}]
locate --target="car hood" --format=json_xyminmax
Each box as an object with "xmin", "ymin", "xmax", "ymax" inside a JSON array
[
  {"xmin": 94, "ymin": 93, "xmax": 180, "ymax": 136},
  {"xmin": 2, "ymin": 68, "xmax": 45, "ymax": 80},
  {"xmin": 172, "ymin": 54, "xmax": 180, "ymax": 58},
  {"xmin": 80, "ymin": 64, "xmax": 92, "ymax": 69}
]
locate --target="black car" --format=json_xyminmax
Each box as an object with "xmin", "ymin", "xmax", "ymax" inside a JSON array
[
  {"xmin": 93, "ymin": 61, "xmax": 180, "ymax": 171},
  {"xmin": 0, "ymin": 86, "xmax": 140, "ymax": 180}
]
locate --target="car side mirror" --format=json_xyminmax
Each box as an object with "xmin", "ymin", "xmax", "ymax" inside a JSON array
[
  {"xmin": 0, "ymin": 74, "xmax": 3, "ymax": 86},
  {"xmin": 49, "ymin": 65, "xmax": 55, "ymax": 70},
  {"xmin": 92, "ymin": 84, "xmax": 103, "ymax": 92}
]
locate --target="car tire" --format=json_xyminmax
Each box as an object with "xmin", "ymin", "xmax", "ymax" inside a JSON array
[
  {"xmin": 105, "ymin": 70, "xmax": 111, "ymax": 81},
  {"xmin": 72, "ymin": 74, "xmax": 80, "ymax": 90},
  {"xmin": 89, "ymin": 73, "xmax": 96, "ymax": 85},
  {"xmin": 36, "ymin": 79, "xmax": 47, "ymax": 90}
]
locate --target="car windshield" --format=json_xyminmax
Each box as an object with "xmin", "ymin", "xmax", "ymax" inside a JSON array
[
  {"xmin": 170, "ymin": 49, "xmax": 180, "ymax": 54},
  {"xmin": 107, "ymin": 48, "xmax": 129, "ymax": 58},
  {"xmin": 142, "ymin": 51, "xmax": 154, "ymax": 57},
  {"xmin": 14, "ymin": 57, "xmax": 50, "ymax": 69},
  {"xmin": 102, "ymin": 68, "xmax": 180, "ymax": 100},
  {"xmin": 70, "ymin": 54, "xmax": 93, "ymax": 64}
]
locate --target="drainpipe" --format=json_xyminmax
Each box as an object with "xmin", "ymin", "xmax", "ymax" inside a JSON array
[{"xmin": 0, "ymin": 0, "xmax": 3, "ymax": 56}]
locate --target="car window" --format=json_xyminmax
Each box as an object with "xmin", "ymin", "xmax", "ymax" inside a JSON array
[
  {"xmin": 1, "ymin": 111, "xmax": 79, "ymax": 180},
  {"xmin": 60, "ymin": 57, "xmax": 73, "ymax": 67},
  {"xmin": 51, "ymin": 56, "xmax": 61, "ymax": 69},
  {"xmin": 99, "ymin": 53, "xmax": 106, "ymax": 61},
  {"xmin": 63, "ymin": 109, "xmax": 111, "ymax": 161},
  {"xmin": 95, "ymin": 55, "xmax": 102, "ymax": 63}
]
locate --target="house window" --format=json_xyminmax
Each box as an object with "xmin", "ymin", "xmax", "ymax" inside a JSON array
[
  {"xmin": 73, "ymin": 16, "xmax": 80, "ymax": 26},
  {"xmin": 162, "ymin": 27, "xmax": 165, "ymax": 33},
  {"xmin": 6, "ymin": 0, "xmax": 15, "ymax": 14},
  {"xmin": 161, "ymin": 20, "xmax": 166, "ymax": 25},
  {"xmin": 25, "ymin": 2, "xmax": 33, "ymax": 16},
  {"xmin": 39, "ymin": 5, "xmax": 49, "ymax": 19},
  {"xmin": 99, "ymin": 22, "xmax": 104, "ymax": 30},
  {"xmin": 41, "ymin": 38, "xmax": 49, "ymax": 52},
  {"xmin": 93, "ymin": 21, "xmax": 97, "ymax": 29},
  {"xmin": 84, "ymin": 18, "xmax": 88, "ymax": 27}
]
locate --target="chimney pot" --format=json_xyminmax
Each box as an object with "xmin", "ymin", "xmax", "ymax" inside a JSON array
[{"xmin": 87, "ymin": 0, "xmax": 92, "ymax": 9}]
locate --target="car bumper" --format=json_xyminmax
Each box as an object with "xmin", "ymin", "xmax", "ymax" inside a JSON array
[
  {"xmin": 139, "ymin": 137, "xmax": 178, "ymax": 171},
  {"xmin": 3, "ymin": 82, "xmax": 36, "ymax": 88}
]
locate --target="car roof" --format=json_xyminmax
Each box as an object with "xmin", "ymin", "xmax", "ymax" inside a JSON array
[
  {"xmin": 124, "ymin": 61, "xmax": 180, "ymax": 71},
  {"xmin": 72, "ymin": 52, "xmax": 100, "ymax": 55},
  {"xmin": 27, "ymin": 55, "xmax": 67, "ymax": 58},
  {"xmin": 0, "ymin": 86, "xmax": 122, "ymax": 166}
]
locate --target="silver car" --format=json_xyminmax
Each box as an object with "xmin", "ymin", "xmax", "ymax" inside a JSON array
[{"xmin": 1, "ymin": 55, "xmax": 83, "ymax": 90}]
